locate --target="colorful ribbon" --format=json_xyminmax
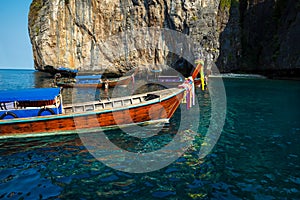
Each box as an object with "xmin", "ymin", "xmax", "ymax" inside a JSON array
[{"xmin": 179, "ymin": 76, "xmax": 195, "ymax": 110}]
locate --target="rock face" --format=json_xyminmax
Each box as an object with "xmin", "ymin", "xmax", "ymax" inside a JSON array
[
  {"xmin": 241, "ymin": 0, "xmax": 300, "ymax": 73},
  {"xmin": 216, "ymin": 0, "xmax": 241, "ymax": 72},
  {"xmin": 28, "ymin": 0, "xmax": 300, "ymax": 76},
  {"xmin": 28, "ymin": 0, "xmax": 221, "ymax": 75}
]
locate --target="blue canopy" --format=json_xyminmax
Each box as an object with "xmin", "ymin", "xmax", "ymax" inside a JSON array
[
  {"xmin": 76, "ymin": 75, "xmax": 102, "ymax": 80},
  {"xmin": 76, "ymin": 79, "xmax": 101, "ymax": 84},
  {"xmin": 0, "ymin": 88, "xmax": 61, "ymax": 103}
]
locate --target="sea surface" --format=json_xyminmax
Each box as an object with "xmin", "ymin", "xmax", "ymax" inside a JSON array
[{"xmin": 0, "ymin": 69, "xmax": 300, "ymax": 199}]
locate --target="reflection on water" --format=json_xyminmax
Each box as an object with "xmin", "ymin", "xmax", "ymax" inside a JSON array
[{"xmin": 34, "ymin": 70, "xmax": 55, "ymax": 88}]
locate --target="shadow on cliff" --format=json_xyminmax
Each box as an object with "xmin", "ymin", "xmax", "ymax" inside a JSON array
[
  {"xmin": 216, "ymin": 1, "xmax": 241, "ymax": 73},
  {"xmin": 217, "ymin": 0, "xmax": 300, "ymax": 78}
]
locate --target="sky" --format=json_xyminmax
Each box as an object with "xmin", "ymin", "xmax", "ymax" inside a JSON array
[{"xmin": 0, "ymin": 0, "xmax": 34, "ymax": 69}]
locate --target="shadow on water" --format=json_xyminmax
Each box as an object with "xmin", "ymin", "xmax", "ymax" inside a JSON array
[{"xmin": 33, "ymin": 70, "xmax": 55, "ymax": 88}]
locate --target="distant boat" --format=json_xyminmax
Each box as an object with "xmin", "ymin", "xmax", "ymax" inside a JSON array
[
  {"xmin": 147, "ymin": 75, "xmax": 203, "ymax": 88},
  {"xmin": 55, "ymin": 68, "xmax": 139, "ymax": 88},
  {"xmin": 146, "ymin": 63, "xmax": 205, "ymax": 88},
  {"xmin": 0, "ymin": 63, "xmax": 202, "ymax": 139},
  {"xmin": 56, "ymin": 74, "xmax": 134, "ymax": 88},
  {"xmin": 147, "ymin": 75, "xmax": 184, "ymax": 87}
]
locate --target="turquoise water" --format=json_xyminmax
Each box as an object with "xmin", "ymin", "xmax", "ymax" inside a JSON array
[{"xmin": 0, "ymin": 69, "xmax": 300, "ymax": 199}]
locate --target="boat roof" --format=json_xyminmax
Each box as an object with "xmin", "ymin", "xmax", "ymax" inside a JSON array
[
  {"xmin": 0, "ymin": 88, "xmax": 61, "ymax": 103},
  {"xmin": 76, "ymin": 75, "xmax": 102, "ymax": 80}
]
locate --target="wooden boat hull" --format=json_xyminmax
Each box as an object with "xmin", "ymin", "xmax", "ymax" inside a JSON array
[{"xmin": 0, "ymin": 89, "xmax": 184, "ymax": 139}]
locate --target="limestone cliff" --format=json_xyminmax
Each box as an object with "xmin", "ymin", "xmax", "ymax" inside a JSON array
[
  {"xmin": 28, "ymin": 0, "xmax": 300, "ymax": 76},
  {"xmin": 28, "ymin": 0, "xmax": 221, "ymax": 75}
]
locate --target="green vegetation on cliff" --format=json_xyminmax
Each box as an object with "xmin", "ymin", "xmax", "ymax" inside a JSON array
[
  {"xmin": 220, "ymin": 0, "xmax": 239, "ymax": 11},
  {"xmin": 28, "ymin": 0, "xmax": 43, "ymax": 26}
]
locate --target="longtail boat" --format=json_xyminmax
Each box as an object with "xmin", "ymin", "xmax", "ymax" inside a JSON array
[
  {"xmin": 56, "ymin": 74, "xmax": 134, "ymax": 88},
  {"xmin": 0, "ymin": 63, "xmax": 202, "ymax": 139},
  {"xmin": 55, "ymin": 68, "xmax": 138, "ymax": 88},
  {"xmin": 148, "ymin": 76, "xmax": 202, "ymax": 88},
  {"xmin": 147, "ymin": 75, "xmax": 184, "ymax": 87},
  {"xmin": 146, "ymin": 61, "xmax": 205, "ymax": 89},
  {"xmin": 0, "ymin": 87, "xmax": 185, "ymax": 139}
]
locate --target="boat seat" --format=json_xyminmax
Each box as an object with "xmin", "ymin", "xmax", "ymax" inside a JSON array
[
  {"xmin": 99, "ymin": 97, "xmax": 110, "ymax": 102},
  {"xmin": 132, "ymin": 97, "xmax": 142, "ymax": 104}
]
